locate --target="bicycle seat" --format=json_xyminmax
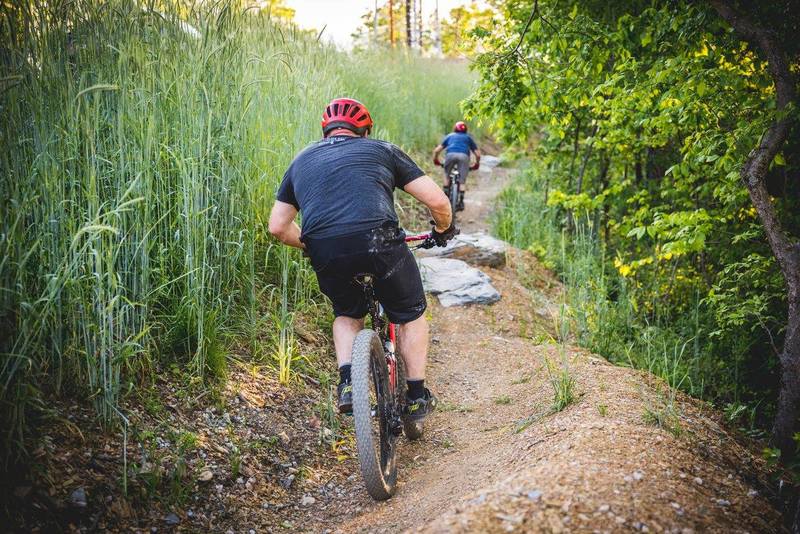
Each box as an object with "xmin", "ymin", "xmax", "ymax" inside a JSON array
[{"xmin": 353, "ymin": 273, "xmax": 375, "ymax": 286}]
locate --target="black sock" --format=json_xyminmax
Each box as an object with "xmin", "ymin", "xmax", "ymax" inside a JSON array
[
  {"xmin": 407, "ymin": 379, "xmax": 425, "ymax": 399},
  {"xmin": 339, "ymin": 364, "xmax": 351, "ymax": 385}
]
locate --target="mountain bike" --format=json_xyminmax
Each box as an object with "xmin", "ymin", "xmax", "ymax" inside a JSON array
[
  {"xmin": 351, "ymin": 231, "xmax": 436, "ymax": 501},
  {"xmin": 446, "ymin": 165, "xmax": 461, "ymax": 222},
  {"xmin": 439, "ymin": 158, "xmax": 479, "ymax": 223}
]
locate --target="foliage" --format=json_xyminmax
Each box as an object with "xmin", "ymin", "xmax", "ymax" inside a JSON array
[
  {"xmin": 440, "ymin": 2, "xmax": 496, "ymax": 57},
  {"xmin": 0, "ymin": 0, "xmax": 473, "ymax": 464},
  {"xmin": 480, "ymin": 1, "xmax": 800, "ymax": 424},
  {"xmin": 352, "ymin": 0, "xmax": 498, "ymax": 58}
]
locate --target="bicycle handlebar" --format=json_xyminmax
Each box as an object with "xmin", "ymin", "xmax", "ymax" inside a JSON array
[{"xmin": 404, "ymin": 233, "xmax": 431, "ymax": 242}]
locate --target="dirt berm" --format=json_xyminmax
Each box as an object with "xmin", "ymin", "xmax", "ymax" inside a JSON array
[{"xmin": 310, "ymin": 165, "xmax": 784, "ymax": 533}]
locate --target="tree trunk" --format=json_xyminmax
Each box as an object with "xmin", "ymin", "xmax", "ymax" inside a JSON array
[
  {"xmin": 418, "ymin": 0, "xmax": 423, "ymax": 49},
  {"xmin": 373, "ymin": 0, "xmax": 378, "ymax": 46},
  {"xmin": 567, "ymin": 117, "xmax": 582, "ymax": 190},
  {"xmin": 434, "ymin": 0, "xmax": 442, "ymax": 55},
  {"xmin": 406, "ymin": 0, "xmax": 412, "ymax": 48},
  {"xmin": 710, "ymin": 0, "xmax": 800, "ymax": 459},
  {"xmin": 389, "ymin": 0, "xmax": 395, "ymax": 46},
  {"xmin": 575, "ymin": 125, "xmax": 598, "ymax": 195}
]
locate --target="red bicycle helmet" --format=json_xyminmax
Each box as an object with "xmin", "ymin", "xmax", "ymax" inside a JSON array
[
  {"xmin": 454, "ymin": 121, "xmax": 468, "ymax": 133},
  {"xmin": 321, "ymin": 97, "xmax": 373, "ymax": 136}
]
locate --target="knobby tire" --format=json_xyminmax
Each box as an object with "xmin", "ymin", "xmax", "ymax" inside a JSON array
[
  {"xmin": 449, "ymin": 175, "xmax": 459, "ymax": 224},
  {"xmin": 351, "ymin": 329, "xmax": 398, "ymax": 500}
]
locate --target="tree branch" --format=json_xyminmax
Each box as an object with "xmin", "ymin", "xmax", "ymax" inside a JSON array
[
  {"xmin": 709, "ymin": 0, "xmax": 798, "ymax": 277},
  {"xmin": 505, "ymin": 0, "xmax": 539, "ymax": 58}
]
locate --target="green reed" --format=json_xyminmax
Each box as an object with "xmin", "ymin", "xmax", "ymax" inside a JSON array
[{"xmin": 0, "ymin": 0, "xmax": 474, "ymax": 463}]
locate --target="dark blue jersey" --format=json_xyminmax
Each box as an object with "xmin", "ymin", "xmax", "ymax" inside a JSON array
[
  {"xmin": 441, "ymin": 132, "xmax": 478, "ymax": 155},
  {"xmin": 276, "ymin": 136, "xmax": 425, "ymax": 240}
]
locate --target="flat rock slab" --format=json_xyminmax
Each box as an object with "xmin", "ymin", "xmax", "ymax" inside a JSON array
[
  {"xmin": 420, "ymin": 232, "xmax": 507, "ymax": 268},
  {"xmin": 481, "ymin": 155, "xmax": 502, "ymax": 168},
  {"xmin": 477, "ymin": 155, "xmax": 502, "ymax": 175},
  {"xmin": 418, "ymin": 257, "xmax": 501, "ymax": 307}
]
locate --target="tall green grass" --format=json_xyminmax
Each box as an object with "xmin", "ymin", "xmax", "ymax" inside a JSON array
[
  {"xmin": 0, "ymin": 0, "xmax": 474, "ymax": 463},
  {"xmin": 494, "ymin": 165, "xmax": 709, "ymax": 400}
]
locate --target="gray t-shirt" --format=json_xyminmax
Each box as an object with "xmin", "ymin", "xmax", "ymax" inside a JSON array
[{"xmin": 277, "ymin": 136, "xmax": 425, "ymax": 240}]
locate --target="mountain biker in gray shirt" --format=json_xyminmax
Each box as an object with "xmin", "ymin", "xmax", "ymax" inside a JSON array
[{"xmin": 268, "ymin": 97, "xmax": 458, "ymax": 421}]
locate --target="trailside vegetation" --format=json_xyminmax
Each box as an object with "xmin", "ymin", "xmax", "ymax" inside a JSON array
[
  {"xmin": 470, "ymin": 0, "xmax": 800, "ymax": 460},
  {"xmin": 0, "ymin": 0, "xmax": 473, "ymax": 466}
]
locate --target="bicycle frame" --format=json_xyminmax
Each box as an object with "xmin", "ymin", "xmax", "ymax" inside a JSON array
[
  {"xmin": 349, "ymin": 231, "xmax": 435, "ymax": 499},
  {"xmin": 359, "ymin": 232, "xmax": 430, "ymax": 394}
]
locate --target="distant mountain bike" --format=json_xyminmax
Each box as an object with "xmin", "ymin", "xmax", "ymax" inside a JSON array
[
  {"xmin": 446, "ymin": 165, "xmax": 461, "ymax": 222},
  {"xmin": 439, "ymin": 158, "xmax": 479, "ymax": 223},
  {"xmin": 350, "ymin": 231, "xmax": 436, "ymax": 500}
]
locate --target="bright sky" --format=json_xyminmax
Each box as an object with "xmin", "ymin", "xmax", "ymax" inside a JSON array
[{"xmin": 285, "ymin": 0, "xmax": 487, "ymax": 47}]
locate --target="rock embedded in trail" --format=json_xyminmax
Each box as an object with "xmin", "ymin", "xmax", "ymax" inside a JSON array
[
  {"xmin": 418, "ymin": 257, "xmax": 501, "ymax": 307},
  {"xmin": 419, "ymin": 232, "xmax": 507, "ymax": 268},
  {"xmin": 477, "ymin": 155, "xmax": 502, "ymax": 175}
]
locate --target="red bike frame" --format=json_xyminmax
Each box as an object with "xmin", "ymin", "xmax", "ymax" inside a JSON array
[{"xmin": 384, "ymin": 232, "xmax": 430, "ymax": 390}]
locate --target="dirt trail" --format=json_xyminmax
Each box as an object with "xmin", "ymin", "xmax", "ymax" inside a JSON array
[
  {"xmin": 12, "ymin": 164, "xmax": 785, "ymax": 534},
  {"xmin": 305, "ymin": 165, "xmax": 783, "ymax": 533}
]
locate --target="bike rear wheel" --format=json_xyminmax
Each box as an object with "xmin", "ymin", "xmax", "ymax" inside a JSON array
[{"xmin": 351, "ymin": 329, "xmax": 398, "ymax": 500}]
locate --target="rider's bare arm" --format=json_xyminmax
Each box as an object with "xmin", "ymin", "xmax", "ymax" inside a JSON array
[
  {"xmin": 403, "ymin": 175, "xmax": 452, "ymax": 232},
  {"xmin": 268, "ymin": 200, "xmax": 305, "ymax": 249},
  {"xmin": 432, "ymin": 144, "xmax": 444, "ymax": 162}
]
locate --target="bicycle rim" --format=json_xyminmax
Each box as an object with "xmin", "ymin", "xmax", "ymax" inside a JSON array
[{"xmin": 351, "ymin": 329, "xmax": 398, "ymax": 500}]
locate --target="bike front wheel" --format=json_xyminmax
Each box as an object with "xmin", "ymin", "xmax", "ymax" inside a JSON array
[{"xmin": 351, "ymin": 329, "xmax": 398, "ymax": 500}]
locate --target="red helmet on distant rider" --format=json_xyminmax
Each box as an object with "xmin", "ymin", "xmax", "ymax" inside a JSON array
[
  {"xmin": 322, "ymin": 97, "xmax": 373, "ymax": 136},
  {"xmin": 453, "ymin": 121, "xmax": 468, "ymax": 133}
]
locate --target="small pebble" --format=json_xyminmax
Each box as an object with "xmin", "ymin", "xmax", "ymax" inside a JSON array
[
  {"xmin": 70, "ymin": 487, "xmax": 88, "ymax": 508},
  {"xmin": 694, "ymin": 477, "xmax": 703, "ymax": 485},
  {"xmin": 598, "ymin": 504, "xmax": 610, "ymax": 513},
  {"xmin": 526, "ymin": 490, "xmax": 542, "ymax": 501},
  {"xmin": 716, "ymin": 498, "xmax": 731, "ymax": 507}
]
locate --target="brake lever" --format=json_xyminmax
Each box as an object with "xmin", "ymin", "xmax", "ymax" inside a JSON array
[{"xmin": 412, "ymin": 237, "xmax": 437, "ymax": 250}]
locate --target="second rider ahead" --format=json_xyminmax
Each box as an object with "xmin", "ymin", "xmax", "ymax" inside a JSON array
[{"xmin": 432, "ymin": 121, "xmax": 481, "ymax": 212}]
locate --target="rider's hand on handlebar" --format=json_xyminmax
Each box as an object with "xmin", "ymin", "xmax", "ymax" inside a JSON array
[
  {"xmin": 431, "ymin": 221, "xmax": 459, "ymax": 247},
  {"xmin": 470, "ymin": 157, "xmax": 480, "ymax": 171},
  {"xmin": 433, "ymin": 156, "xmax": 442, "ymax": 167}
]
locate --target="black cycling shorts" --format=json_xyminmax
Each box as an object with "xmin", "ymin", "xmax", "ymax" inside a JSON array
[{"xmin": 303, "ymin": 225, "xmax": 427, "ymax": 324}]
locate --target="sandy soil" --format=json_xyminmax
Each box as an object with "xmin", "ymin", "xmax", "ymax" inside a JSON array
[{"xmin": 304, "ymin": 164, "xmax": 784, "ymax": 534}]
